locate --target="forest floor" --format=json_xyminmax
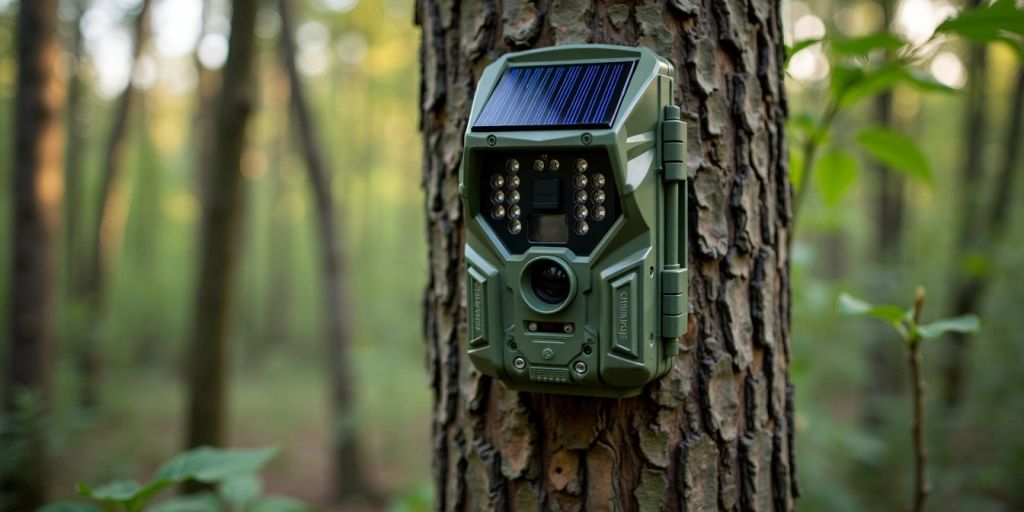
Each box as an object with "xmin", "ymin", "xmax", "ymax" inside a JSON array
[{"xmin": 45, "ymin": 351, "xmax": 433, "ymax": 511}]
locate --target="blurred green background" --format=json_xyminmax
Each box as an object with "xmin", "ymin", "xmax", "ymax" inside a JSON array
[{"xmin": 0, "ymin": 0, "xmax": 1022, "ymax": 510}]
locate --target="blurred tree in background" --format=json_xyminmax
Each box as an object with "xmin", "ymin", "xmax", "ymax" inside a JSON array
[
  {"xmin": 3, "ymin": 0, "xmax": 63, "ymax": 509},
  {"xmin": 0, "ymin": 0, "xmax": 1021, "ymax": 510}
]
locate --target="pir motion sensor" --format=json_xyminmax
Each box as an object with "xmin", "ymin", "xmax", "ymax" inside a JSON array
[{"xmin": 460, "ymin": 44, "xmax": 689, "ymax": 398}]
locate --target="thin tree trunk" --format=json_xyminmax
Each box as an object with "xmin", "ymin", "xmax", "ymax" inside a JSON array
[
  {"xmin": 863, "ymin": 0, "xmax": 905, "ymax": 430},
  {"xmin": 184, "ymin": 0, "xmax": 259, "ymax": 450},
  {"xmin": 264, "ymin": 67, "xmax": 293, "ymax": 350},
  {"xmin": 193, "ymin": 0, "xmax": 221, "ymax": 206},
  {"xmin": 76, "ymin": 0, "xmax": 152, "ymax": 409},
  {"xmin": 278, "ymin": 0, "xmax": 370, "ymax": 500},
  {"xmin": 129, "ymin": 107, "xmax": 164, "ymax": 365},
  {"xmin": 942, "ymin": 3, "xmax": 990, "ymax": 407},
  {"xmin": 2, "ymin": 0, "xmax": 63, "ymax": 508},
  {"xmin": 63, "ymin": 0, "xmax": 87, "ymax": 297},
  {"xmin": 418, "ymin": 1, "xmax": 797, "ymax": 510},
  {"xmin": 943, "ymin": 63, "xmax": 1024, "ymax": 406}
]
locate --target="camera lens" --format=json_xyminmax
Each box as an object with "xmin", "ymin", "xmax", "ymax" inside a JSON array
[{"xmin": 530, "ymin": 261, "xmax": 571, "ymax": 304}]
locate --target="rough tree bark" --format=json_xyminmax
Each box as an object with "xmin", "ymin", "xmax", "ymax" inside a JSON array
[
  {"xmin": 417, "ymin": 0, "xmax": 796, "ymax": 510},
  {"xmin": 3, "ymin": 0, "xmax": 63, "ymax": 508},
  {"xmin": 278, "ymin": 0, "xmax": 370, "ymax": 500},
  {"xmin": 184, "ymin": 0, "xmax": 259, "ymax": 450},
  {"xmin": 76, "ymin": 0, "xmax": 152, "ymax": 409}
]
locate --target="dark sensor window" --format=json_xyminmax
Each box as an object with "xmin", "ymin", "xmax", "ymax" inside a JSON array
[
  {"xmin": 473, "ymin": 61, "xmax": 637, "ymax": 131},
  {"xmin": 478, "ymin": 151, "xmax": 619, "ymax": 256}
]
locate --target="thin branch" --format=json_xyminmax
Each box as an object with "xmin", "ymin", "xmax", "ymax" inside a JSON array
[
  {"xmin": 791, "ymin": 100, "xmax": 839, "ymax": 231},
  {"xmin": 908, "ymin": 287, "xmax": 930, "ymax": 512}
]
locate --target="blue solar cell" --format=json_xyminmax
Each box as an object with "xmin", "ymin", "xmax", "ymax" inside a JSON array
[{"xmin": 473, "ymin": 61, "xmax": 637, "ymax": 131}]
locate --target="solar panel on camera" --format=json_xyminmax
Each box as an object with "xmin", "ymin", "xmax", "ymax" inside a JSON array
[{"xmin": 472, "ymin": 61, "xmax": 637, "ymax": 131}]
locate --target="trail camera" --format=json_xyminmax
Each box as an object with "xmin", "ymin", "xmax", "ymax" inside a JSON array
[{"xmin": 460, "ymin": 45, "xmax": 688, "ymax": 398}]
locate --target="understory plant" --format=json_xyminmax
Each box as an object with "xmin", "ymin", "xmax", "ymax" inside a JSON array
[
  {"xmin": 38, "ymin": 446, "xmax": 307, "ymax": 512},
  {"xmin": 838, "ymin": 287, "xmax": 980, "ymax": 512}
]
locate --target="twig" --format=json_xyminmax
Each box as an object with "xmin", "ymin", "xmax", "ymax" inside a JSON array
[
  {"xmin": 908, "ymin": 287, "xmax": 930, "ymax": 512},
  {"xmin": 791, "ymin": 101, "xmax": 839, "ymax": 230}
]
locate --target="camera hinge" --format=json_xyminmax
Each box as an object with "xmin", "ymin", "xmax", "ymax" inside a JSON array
[{"xmin": 659, "ymin": 106, "xmax": 688, "ymax": 355}]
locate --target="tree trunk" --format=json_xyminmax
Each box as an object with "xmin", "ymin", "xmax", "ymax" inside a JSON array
[
  {"xmin": 76, "ymin": 0, "xmax": 152, "ymax": 410},
  {"xmin": 2, "ymin": 0, "xmax": 63, "ymax": 508},
  {"xmin": 417, "ymin": 1, "xmax": 796, "ymax": 510},
  {"xmin": 942, "ymin": 3, "xmax": 989, "ymax": 407},
  {"xmin": 128, "ymin": 107, "xmax": 165, "ymax": 365},
  {"xmin": 278, "ymin": 0, "xmax": 370, "ymax": 500},
  {"xmin": 263, "ymin": 65, "xmax": 293, "ymax": 351},
  {"xmin": 863, "ymin": 0, "xmax": 905, "ymax": 429},
  {"xmin": 193, "ymin": 0, "xmax": 221, "ymax": 205},
  {"xmin": 184, "ymin": 0, "xmax": 259, "ymax": 450},
  {"xmin": 63, "ymin": 0, "xmax": 87, "ymax": 298}
]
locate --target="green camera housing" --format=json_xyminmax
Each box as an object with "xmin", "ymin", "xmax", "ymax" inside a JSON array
[{"xmin": 460, "ymin": 44, "xmax": 688, "ymax": 398}]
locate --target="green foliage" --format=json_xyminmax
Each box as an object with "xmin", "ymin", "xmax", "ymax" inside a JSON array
[
  {"xmin": 43, "ymin": 446, "xmax": 305, "ymax": 512},
  {"xmin": 837, "ymin": 293, "xmax": 907, "ymax": 324},
  {"xmin": 783, "ymin": 1, "xmax": 1000, "ymax": 215},
  {"xmin": 388, "ymin": 483, "xmax": 433, "ymax": 512},
  {"xmin": 38, "ymin": 504, "xmax": 100, "ymax": 512},
  {"xmin": 153, "ymin": 446, "xmax": 277, "ymax": 483},
  {"xmin": 147, "ymin": 493, "xmax": 221, "ymax": 512},
  {"xmin": 786, "ymin": 38, "xmax": 824, "ymax": 61},
  {"xmin": 855, "ymin": 128, "xmax": 933, "ymax": 183},
  {"xmin": 838, "ymin": 291, "xmax": 980, "ymax": 342},
  {"xmin": 815, "ymin": 149, "xmax": 859, "ymax": 206},
  {"xmin": 828, "ymin": 32, "xmax": 905, "ymax": 57},
  {"xmin": 936, "ymin": 0, "xmax": 1024, "ymax": 43},
  {"xmin": 917, "ymin": 315, "xmax": 982, "ymax": 340}
]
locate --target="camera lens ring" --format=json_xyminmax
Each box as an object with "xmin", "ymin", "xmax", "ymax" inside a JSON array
[
  {"xmin": 519, "ymin": 256, "xmax": 577, "ymax": 314},
  {"xmin": 532, "ymin": 264, "xmax": 570, "ymax": 304}
]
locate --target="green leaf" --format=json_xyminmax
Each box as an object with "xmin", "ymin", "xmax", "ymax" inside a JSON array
[
  {"xmin": 36, "ymin": 503, "xmax": 101, "ymax": 512},
  {"xmin": 786, "ymin": 38, "xmax": 823, "ymax": 63},
  {"xmin": 814, "ymin": 149, "xmax": 859, "ymax": 206},
  {"xmin": 829, "ymin": 31, "xmax": 906, "ymax": 56},
  {"xmin": 148, "ymin": 493, "xmax": 223, "ymax": 512},
  {"xmin": 936, "ymin": 0, "xmax": 1024, "ymax": 42},
  {"xmin": 248, "ymin": 497, "xmax": 308, "ymax": 512},
  {"xmin": 856, "ymin": 128, "xmax": 933, "ymax": 183},
  {"xmin": 829, "ymin": 63, "xmax": 866, "ymax": 100},
  {"xmin": 789, "ymin": 112, "xmax": 829, "ymax": 145},
  {"xmin": 840, "ymin": 66, "xmax": 907, "ymax": 106},
  {"xmin": 220, "ymin": 475, "xmax": 262, "ymax": 511},
  {"xmin": 77, "ymin": 478, "xmax": 175, "ymax": 512},
  {"xmin": 899, "ymin": 69, "xmax": 958, "ymax": 94},
  {"xmin": 154, "ymin": 446, "xmax": 278, "ymax": 484},
  {"xmin": 918, "ymin": 315, "xmax": 981, "ymax": 339},
  {"xmin": 831, "ymin": 63, "xmax": 955, "ymax": 108},
  {"xmin": 77, "ymin": 480, "xmax": 142, "ymax": 502},
  {"xmin": 962, "ymin": 252, "xmax": 993, "ymax": 277},
  {"xmin": 837, "ymin": 293, "xmax": 906, "ymax": 323}
]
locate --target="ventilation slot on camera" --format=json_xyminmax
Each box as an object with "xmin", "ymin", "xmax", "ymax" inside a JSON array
[{"xmin": 529, "ymin": 367, "xmax": 571, "ymax": 383}]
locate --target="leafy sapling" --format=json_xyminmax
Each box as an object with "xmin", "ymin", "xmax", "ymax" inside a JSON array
[
  {"xmin": 786, "ymin": 0, "xmax": 1024, "ymax": 228},
  {"xmin": 37, "ymin": 446, "xmax": 308, "ymax": 512},
  {"xmin": 838, "ymin": 287, "xmax": 980, "ymax": 512}
]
